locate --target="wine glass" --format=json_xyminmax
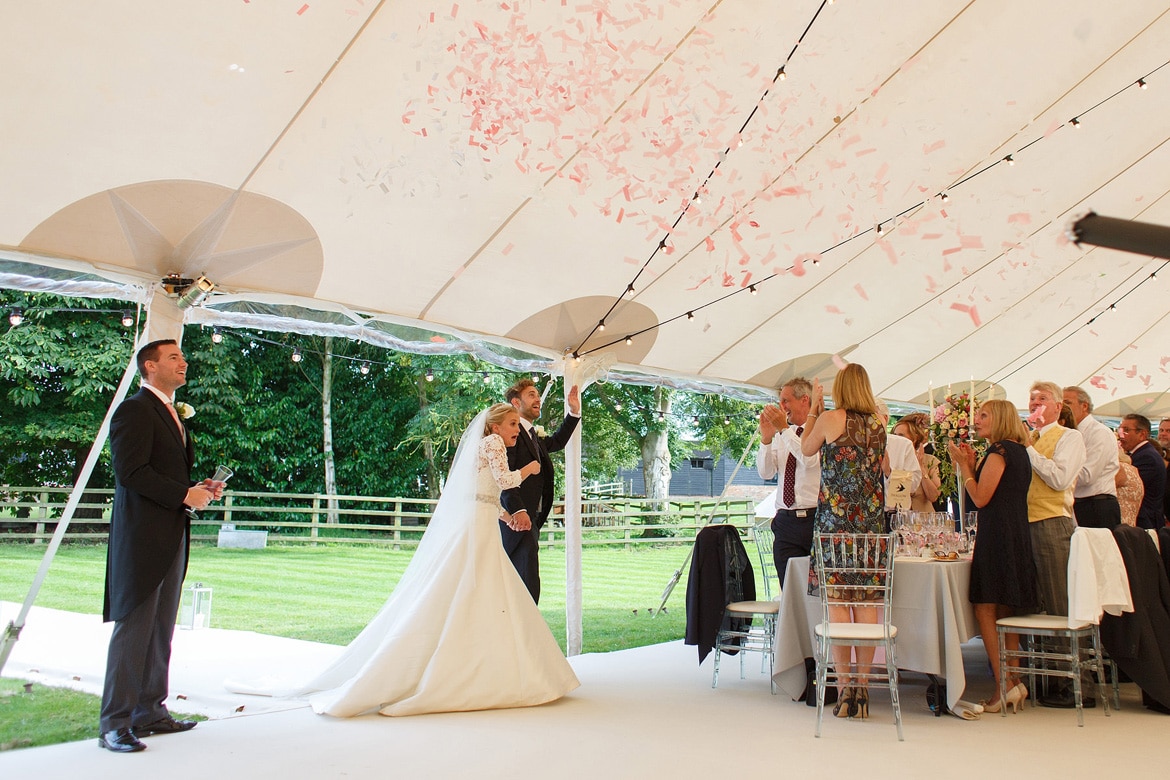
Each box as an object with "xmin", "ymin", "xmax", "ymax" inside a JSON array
[{"xmin": 185, "ymin": 464, "xmax": 234, "ymax": 519}]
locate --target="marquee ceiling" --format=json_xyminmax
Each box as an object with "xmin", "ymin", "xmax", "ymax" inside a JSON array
[{"xmin": 2, "ymin": 0, "xmax": 1168, "ymax": 417}]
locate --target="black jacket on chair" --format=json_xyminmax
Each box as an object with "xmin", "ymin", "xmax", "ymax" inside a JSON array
[
  {"xmin": 1100, "ymin": 524, "xmax": 1170, "ymax": 711},
  {"xmin": 684, "ymin": 524, "xmax": 756, "ymax": 664}
]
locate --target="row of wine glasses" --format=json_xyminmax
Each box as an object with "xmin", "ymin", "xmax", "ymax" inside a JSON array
[{"xmin": 890, "ymin": 510, "xmax": 970, "ymax": 557}]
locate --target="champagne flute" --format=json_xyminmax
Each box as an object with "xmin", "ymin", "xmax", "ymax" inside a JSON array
[{"xmin": 185, "ymin": 465, "xmax": 234, "ymax": 519}]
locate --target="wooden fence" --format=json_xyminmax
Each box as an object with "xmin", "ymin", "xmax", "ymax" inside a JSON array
[{"xmin": 0, "ymin": 486, "xmax": 760, "ymax": 549}]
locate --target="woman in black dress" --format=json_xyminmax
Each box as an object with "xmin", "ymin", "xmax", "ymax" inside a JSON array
[{"xmin": 948, "ymin": 399, "xmax": 1037, "ymax": 713}]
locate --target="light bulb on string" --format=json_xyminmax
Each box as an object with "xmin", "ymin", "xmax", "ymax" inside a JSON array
[
  {"xmin": 531, "ymin": 373, "xmax": 540, "ymax": 383},
  {"xmin": 614, "ymin": 401, "xmax": 622, "ymax": 411},
  {"xmin": 8, "ymin": 308, "xmax": 23, "ymax": 326},
  {"xmin": 686, "ymin": 311, "xmax": 695, "ymax": 321},
  {"xmin": 482, "ymin": 371, "xmax": 490, "ymax": 383},
  {"xmin": 1004, "ymin": 154, "xmax": 1015, "ymax": 166},
  {"xmin": 1137, "ymin": 78, "xmax": 1147, "ymax": 90},
  {"xmin": 425, "ymin": 368, "xmax": 434, "ymax": 382},
  {"xmin": 692, "ymin": 415, "xmax": 700, "ymax": 424},
  {"xmin": 121, "ymin": 310, "xmax": 134, "ymax": 327},
  {"xmin": 875, "ymin": 222, "xmax": 885, "ymax": 237},
  {"xmin": 1070, "ymin": 117, "xmax": 1081, "ymax": 128},
  {"xmin": 657, "ymin": 411, "xmax": 665, "ymax": 422},
  {"xmin": 624, "ymin": 336, "xmax": 633, "ymax": 346},
  {"xmin": 723, "ymin": 416, "xmax": 731, "ymax": 426},
  {"xmin": 939, "ymin": 192, "xmax": 949, "ymax": 203},
  {"xmin": 625, "ymin": 284, "xmax": 635, "ymax": 297},
  {"xmin": 291, "ymin": 347, "xmax": 303, "ymax": 363},
  {"xmin": 748, "ymin": 284, "xmax": 758, "ymax": 295},
  {"xmin": 597, "ymin": 320, "xmax": 606, "ymax": 332},
  {"xmin": 359, "ymin": 362, "xmax": 371, "ymax": 375},
  {"xmin": 211, "ymin": 327, "xmax": 223, "ymax": 344},
  {"xmin": 776, "ymin": 66, "xmax": 787, "ymax": 81}
]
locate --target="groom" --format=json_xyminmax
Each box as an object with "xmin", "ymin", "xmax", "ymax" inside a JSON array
[{"xmin": 500, "ymin": 379, "xmax": 580, "ymax": 603}]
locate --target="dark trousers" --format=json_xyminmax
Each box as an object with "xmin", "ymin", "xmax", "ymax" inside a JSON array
[
  {"xmin": 500, "ymin": 520, "xmax": 541, "ymax": 604},
  {"xmin": 1073, "ymin": 494, "xmax": 1122, "ymax": 530},
  {"xmin": 100, "ymin": 536, "xmax": 186, "ymax": 732},
  {"xmin": 771, "ymin": 509, "xmax": 815, "ymax": 588}
]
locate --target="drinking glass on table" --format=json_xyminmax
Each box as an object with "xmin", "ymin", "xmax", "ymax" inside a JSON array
[{"xmin": 185, "ymin": 465, "xmax": 234, "ymax": 519}]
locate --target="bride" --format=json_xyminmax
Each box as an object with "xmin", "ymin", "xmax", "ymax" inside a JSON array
[{"xmin": 296, "ymin": 403, "xmax": 580, "ymax": 716}]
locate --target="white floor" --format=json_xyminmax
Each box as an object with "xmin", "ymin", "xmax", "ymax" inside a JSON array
[{"xmin": 2, "ymin": 600, "xmax": 1166, "ymax": 780}]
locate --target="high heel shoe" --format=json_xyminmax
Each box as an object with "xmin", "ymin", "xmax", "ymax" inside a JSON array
[
  {"xmin": 855, "ymin": 687, "xmax": 869, "ymax": 719},
  {"xmin": 980, "ymin": 696, "xmax": 1003, "ymax": 714},
  {"xmin": 833, "ymin": 686, "xmax": 856, "ymax": 718},
  {"xmin": 1005, "ymin": 683, "xmax": 1028, "ymax": 713}
]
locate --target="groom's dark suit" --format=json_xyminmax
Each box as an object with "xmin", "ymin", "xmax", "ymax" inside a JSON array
[
  {"xmin": 500, "ymin": 415, "xmax": 579, "ymax": 603},
  {"xmin": 100, "ymin": 387, "xmax": 195, "ymax": 734}
]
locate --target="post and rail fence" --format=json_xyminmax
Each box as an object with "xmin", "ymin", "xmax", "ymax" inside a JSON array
[{"xmin": 0, "ymin": 486, "xmax": 760, "ymax": 549}]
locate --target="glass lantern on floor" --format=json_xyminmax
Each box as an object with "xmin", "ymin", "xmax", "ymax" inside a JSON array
[{"xmin": 179, "ymin": 582, "xmax": 212, "ymax": 630}]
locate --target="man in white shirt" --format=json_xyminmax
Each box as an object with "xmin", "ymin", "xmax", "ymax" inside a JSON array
[
  {"xmin": 1063, "ymin": 386, "xmax": 1121, "ymax": 529},
  {"xmin": 757, "ymin": 377, "xmax": 820, "ymax": 585},
  {"xmin": 1026, "ymin": 380, "xmax": 1087, "ymax": 708},
  {"xmin": 876, "ymin": 401, "xmax": 922, "ymax": 516}
]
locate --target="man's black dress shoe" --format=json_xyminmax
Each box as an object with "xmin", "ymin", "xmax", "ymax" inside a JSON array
[
  {"xmin": 134, "ymin": 715, "xmax": 197, "ymax": 736},
  {"xmin": 1038, "ymin": 691, "xmax": 1096, "ymax": 709},
  {"xmin": 98, "ymin": 728, "xmax": 146, "ymax": 753}
]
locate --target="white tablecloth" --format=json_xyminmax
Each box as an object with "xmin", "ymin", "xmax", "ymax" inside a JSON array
[{"xmin": 771, "ymin": 556, "xmax": 978, "ymax": 712}]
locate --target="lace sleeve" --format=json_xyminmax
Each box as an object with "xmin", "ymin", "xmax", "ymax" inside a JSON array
[{"xmin": 483, "ymin": 434, "xmax": 523, "ymax": 490}]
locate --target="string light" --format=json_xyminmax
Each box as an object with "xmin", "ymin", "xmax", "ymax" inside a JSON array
[
  {"xmin": 121, "ymin": 310, "xmax": 134, "ymax": 327},
  {"xmin": 1003, "ymin": 154, "xmax": 1015, "ymax": 166},
  {"xmin": 723, "ymin": 416, "xmax": 731, "ymax": 426},
  {"xmin": 875, "ymin": 223, "xmax": 885, "ymax": 237},
  {"xmin": 939, "ymin": 192, "xmax": 949, "ymax": 203},
  {"xmin": 776, "ymin": 66, "xmax": 787, "ymax": 81},
  {"xmin": 686, "ymin": 311, "xmax": 695, "ymax": 321},
  {"xmin": 482, "ymin": 371, "xmax": 490, "ymax": 383},
  {"xmin": 359, "ymin": 361, "xmax": 371, "ymax": 375},
  {"xmin": 625, "ymin": 284, "xmax": 635, "ymax": 297},
  {"xmin": 8, "ymin": 308, "xmax": 23, "ymax": 326},
  {"xmin": 1070, "ymin": 117, "xmax": 1081, "ymax": 128},
  {"xmin": 614, "ymin": 401, "xmax": 622, "ymax": 411},
  {"xmin": 210, "ymin": 327, "xmax": 223, "ymax": 344},
  {"xmin": 624, "ymin": 336, "xmax": 633, "ymax": 346},
  {"xmin": 1137, "ymin": 78, "xmax": 1148, "ymax": 89},
  {"xmin": 748, "ymin": 284, "xmax": 758, "ymax": 295},
  {"xmin": 425, "ymin": 368, "xmax": 434, "ymax": 382},
  {"xmin": 657, "ymin": 411, "xmax": 665, "ymax": 421},
  {"xmin": 291, "ymin": 347, "xmax": 303, "ymax": 363},
  {"xmin": 597, "ymin": 319, "xmax": 606, "ymax": 332}
]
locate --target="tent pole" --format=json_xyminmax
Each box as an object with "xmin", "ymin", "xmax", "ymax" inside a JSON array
[
  {"xmin": 654, "ymin": 430, "xmax": 760, "ymax": 617},
  {"xmin": 0, "ymin": 344, "xmax": 140, "ymax": 675},
  {"xmin": 564, "ymin": 396, "xmax": 583, "ymax": 657}
]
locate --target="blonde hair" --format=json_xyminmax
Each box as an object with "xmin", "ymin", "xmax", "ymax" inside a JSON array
[
  {"xmin": 483, "ymin": 403, "xmax": 518, "ymax": 434},
  {"xmin": 981, "ymin": 399, "xmax": 1028, "ymax": 445},
  {"xmin": 832, "ymin": 363, "xmax": 877, "ymax": 415}
]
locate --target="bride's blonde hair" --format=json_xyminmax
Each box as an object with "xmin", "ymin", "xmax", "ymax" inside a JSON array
[{"xmin": 483, "ymin": 403, "xmax": 518, "ymax": 435}]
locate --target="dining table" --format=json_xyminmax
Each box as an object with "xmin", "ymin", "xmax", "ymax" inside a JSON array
[{"xmin": 771, "ymin": 555, "xmax": 979, "ymax": 714}]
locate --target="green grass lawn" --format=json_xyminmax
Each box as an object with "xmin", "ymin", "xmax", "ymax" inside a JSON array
[{"xmin": 0, "ymin": 542, "xmax": 706, "ymax": 651}]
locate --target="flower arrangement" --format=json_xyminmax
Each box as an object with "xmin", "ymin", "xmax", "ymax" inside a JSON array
[
  {"xmin": 929, "ymin": 391, "xmax": 984, "ymax": 497},
  {"xmin": 532, "ymin": 424, "xmax": 547, "ymax": 438},
  {"xmin": 174, "ymin": 401, "xmax": 195, "ymax": 420}
]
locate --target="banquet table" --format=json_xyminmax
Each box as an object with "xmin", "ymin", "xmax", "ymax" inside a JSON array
[{"xmin": 771, "ymin": 556, "xmax": 978, "ymax": 713}]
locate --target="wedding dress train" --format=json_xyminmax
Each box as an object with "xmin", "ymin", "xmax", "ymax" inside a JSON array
[{"xmin": 294, "ymin": 411, "xmax": 579, "ymax": 717}]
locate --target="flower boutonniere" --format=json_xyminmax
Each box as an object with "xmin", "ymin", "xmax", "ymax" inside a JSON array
[
  {"xmin": 173, "ymin": 401, "xmax": 196, "ymax": 420},
  {"xmin": 532, "ymin": 425, "xmax": 547, "ymax": 439}
]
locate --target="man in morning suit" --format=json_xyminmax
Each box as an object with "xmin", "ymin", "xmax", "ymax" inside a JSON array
[
  {"xmin": 98, "ymin": 340, "xmax": 222, "ymax": 753},
  {"xmin": 1118, "ymin": 413, "xmax": 1166, "ymax": 530},
  {"xmin": 500, "ymin": 379, "xmax": 580, "ymax": 603}
]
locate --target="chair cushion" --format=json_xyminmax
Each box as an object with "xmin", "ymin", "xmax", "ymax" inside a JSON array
[
  {"xmin": 815, "ymin": 622, "xmax": 897, "ymax": 641},
  {"xmin": 996, "ymin": 614, "xmax": 1092, "ymax": 631},
  {"xmin": 726, "ymin": 600, "xmax": 780, "ymax": 615}
]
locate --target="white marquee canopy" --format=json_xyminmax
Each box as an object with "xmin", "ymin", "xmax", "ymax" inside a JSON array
[{"xmin": 2, "ymin": 0, "xmax": 1169, "ymax": 415}]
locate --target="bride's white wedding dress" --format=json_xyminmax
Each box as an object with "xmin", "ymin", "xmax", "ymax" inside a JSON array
[{"xmin": 294, "ymin": 412, "xmax": 578, "ymax": 717}]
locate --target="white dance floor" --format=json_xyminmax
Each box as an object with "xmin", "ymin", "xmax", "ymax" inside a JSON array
[{"xmin": 2, "ymin": 600, "xmax": 1167, "ymax": 779}]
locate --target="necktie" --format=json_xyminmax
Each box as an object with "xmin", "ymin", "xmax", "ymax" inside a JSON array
[
  {"xmin": 529, "ymin": 426, "xmax": 541, "ymax": 452},
  {"xmin": 782, "ymin": 426, "xmax": 804, "ymax": 508},
  {"xmin": 166, "ymin": 402, "xmax": 186, "ymax": 442},
  {"xmin": 1030, "ymin": 429, "xmax": 1041, "ymax": 444}
]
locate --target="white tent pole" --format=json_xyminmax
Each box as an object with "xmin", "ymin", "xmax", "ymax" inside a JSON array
[
  {"xmin": 0, "ymin": 344, "xmax": 141, "ymax": 675},
  {"xmin": 564, "ymin": 396, "xmax": 583, "ymax": 656}
]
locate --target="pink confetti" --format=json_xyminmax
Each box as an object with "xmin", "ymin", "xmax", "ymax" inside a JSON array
[
  {"xmin": 832, "ymin": 354, "xmax": 849, "ymax": 370},
  {"xmin": 430, "ymin": 335, "xmax": 448, "ymax": 344},
  {"xmin": 296, "ymin": 3, "xmax": 308, "ymax": 15},
  {"xmin": 876, "ymin": 239, "xmax": 898, "ymax": 265},
  {"xmin": 825, "ymin": 305, "xmax": 843, "ymax": 315},
  {"xmin": 1090, "ymin": 375, "xmax": 1108, "ymax": 389},
  {"xmin": 704, "ymin": 237, "xmax": 715, "ymax": 252},
  {"xmin": 923, "ymin": 140, "xmax": 945, "ymax": 154},
  {"xmin": 950, "ymin": 302, "xmax": 982, "ymax": 327},
  {"xmin": 1007, "ymin": 212, "xmax": 1031, "ymax": 225},
  {"xmin": 451, "ymin": 3, "xmax": 459, "ymax": 18},
  {"xmin": 501, "ymin": 243, "xmax": 514, "ymax": 256},
  {"xmin": 854, "ymin": 284, "xmax": 868, "ymax": 301}
]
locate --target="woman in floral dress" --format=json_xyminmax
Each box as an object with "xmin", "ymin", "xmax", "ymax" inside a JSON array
[{"xmin": 800, "ymin": 362, "xmax": 887, "ymax": 718}]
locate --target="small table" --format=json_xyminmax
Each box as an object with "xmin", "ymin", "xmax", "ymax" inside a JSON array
[{"xmin": 772, "ymin": 556, "xmax": 979, "ymax": 713}]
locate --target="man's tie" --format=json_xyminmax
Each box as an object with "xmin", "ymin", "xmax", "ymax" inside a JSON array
[
  {"xmin": 782, "ymin": 426, "xmax": 804, "ymax": 508},
  {"xmin": 1030, "ymin": 428, "xmax": 1041, "ymax": 444},
  {"xmin": 166, "ymin": 402, "xmax": 186, "ymax": 443}
]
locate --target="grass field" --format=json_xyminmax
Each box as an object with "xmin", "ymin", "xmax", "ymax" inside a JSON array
[{"xmin": 0, "ymin": 541, "xmax": 721, "ymax": 652}]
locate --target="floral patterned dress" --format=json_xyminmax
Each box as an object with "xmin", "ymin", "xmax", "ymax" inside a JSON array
[{"xmin": 809, "ymin": 410, "xmax": 886, "ymax": 595}]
